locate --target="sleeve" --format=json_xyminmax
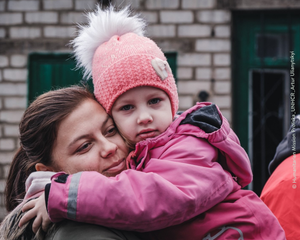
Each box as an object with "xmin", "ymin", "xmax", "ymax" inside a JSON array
[{"xmin": 46, "ymin": 136, "xmax": 234, "ymax": 232}]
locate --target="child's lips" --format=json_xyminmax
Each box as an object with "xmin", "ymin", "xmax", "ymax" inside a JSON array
[{"xmin": 137, "ymin": 129, "xmax": 158, "ymax": 139}]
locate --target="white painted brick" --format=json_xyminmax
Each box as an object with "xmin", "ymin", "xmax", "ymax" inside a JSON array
[
  {"xmin": 140, "ymin": 11, "xmax": 158, "ymax": 23},
  {"xmin": 197, "ymin": 10, "xmax": 230, "ymax": 23},
  {"xmin": 177, "ymin": 67, "xmax": 193, "ymax": 79},
  {"xmin": 156, "ymin": 41, "xmax": 180, "ymax": 52},
  {"xmin": 211, "ymin": 95, "xmax": 231, "ymax": 108},
  {"xmin": 44, "ymin": 26, "xmax": 76, "ymax": 38},
  {"xmin": 160, "ymin": 11, "xmax": 193, "ymax": 23},
  {"xmin": 236, "ymin": 1, "xmax": 300, "ymax": 9},
  {"xmin": 214, "ymin": 68, "xmax": 231, "ymax": 79},
  {"xmin": 0, "ymin": 1, "xmax": 5, "ymax": 12},
  {"xmin": 10, "ymin": 55, "xmax": 27, "ymax": 68},
  {"xmin": 0, "ymin": 56, "xmax": 8, "ymax": 67},
  {"xmin": 0, "ymin": 13, "xmax": 22, "ymax": 25},
  {"xmin": 0, "ymin": 28, "xmax": 5, "ymax": 38},
  {"xmin": 0, "ymin": 195, "xmax": 5, "ymax": 207},
  {"xmin": 3, "ymin": 69, "xmax": 27, "ymax": 82},
  {"xmin": 214, "ymin": 81, "xmax": 231, "ymax": 94},
  {"xmin": 112, "ymin": 0, "xmax": 141, "ymax": 9},
  {"xmin": 178, "ymin": 53, "xmax": 211, "ymax": 67},
  {"xmin": 16, "ymin": 139, "xmax": 20, "ymax": 148},
  {"xmin": 215, "ymin": 25, "xmax": 230, "ymax": 37},
  {"xmin": 0, "ymin": 180, "xmax": 5, "ymax": 192},
  {"xmin": 0, "ymin": 139, "xmax": 15, "ymax": 150},
  {"xmin": 196, "ymin": 68, "xmax": 212, "ymax": 80},
  {"xmin": 196, "ymin": 39, "xmax": 230, "ymax": 52},
  {"xmin": 0, "ymin": 207, "xmax": 8, "ymax": 220},
  {"xmin": 147, "ymin": 25, "xmax": 175, "ymax": 37},
  {"xmin": 10, "ymin": 27, "xmax": 41, "ymax": 39},
  {"xmin": 4, "ymin": 97, "xmax": 27, "ymax": 109},
  {"xmin": 182, "ymin": 0, "xmax": 215, "ymax": 9},
  {"xmin": 4, "ymin": 125, "xmax": 20, "ymax": 137},
  {"xmin": 221, "ymin": 109, "xmax": 231, "ymax": 123},
  {"xmin": 25, "ymin": 12, "xmax": 58, "ymax": 24},
  {"xmin": 75, "ymin": 0, "xmax": 97, "ymax": 10},
  {"xmin": 43, "ymin": 0, "xmax": 73, "ymax": 10},
  {"xmin": 0, "ymin": 110, "xmax": 24, "ymax": 123},
  {"xmin": 178, "ymin": 24, "xmax": 211, "ymax": 37},
  {"xmin": 0, "ymin": 83, "xmax": 27, "ymax": 96},
  {"xmin": 179, "ymin": 95, "xmax": 193, "ymax": 110},
  {"xmin": 61, "ymin": 12, "xmax": 86, "ymax": 24},
  {"xmin": 178, "ymin": 80, "xmax": 210, "ymax": 95},
  {"xmin": 8, "ymin": 1, "xmax": 39, "ymax": 11},
  {"xmin": 0, "ymin": 152, "xmax": 14, "ymax": 164},
  {"xmin": 146, "ymin": 0, "xmax": 179, "ymax": 9},
  {"xmin": 213, "ymin": 53, "xmax": 230, "ymax": 66},
  {"xmin": 3, "ymin": 164, "xmax": 12, "ymax": 179}
]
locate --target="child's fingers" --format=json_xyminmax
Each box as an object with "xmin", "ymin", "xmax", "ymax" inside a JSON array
[
  {"xmin": 42, "ymin": 217, "xmax": 52, "ymax": 232},
  {"xmin": 32, "ymin": 216, "xmax": 42, "ymax": 233},
  {"xmin": 21, "ymin": 199, "xmax": 37, "ymax": 212},
  {"xmin": 19, "ymin": 208, "xmax": 38, "ymax": 227}
]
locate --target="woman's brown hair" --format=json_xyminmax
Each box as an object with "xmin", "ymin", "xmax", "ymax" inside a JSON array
[{"xmin": 5, "ymin": 85, "xmax": 95, "ymax": 212}]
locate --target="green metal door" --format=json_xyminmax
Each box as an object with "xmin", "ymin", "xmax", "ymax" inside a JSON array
[
  {"xmin": 28, "ymin": 53, "xmax": 87, "ymax": 104},
  {"xmin": 232, "ymin": 10, "xmax": 300, "ymax": 194}
]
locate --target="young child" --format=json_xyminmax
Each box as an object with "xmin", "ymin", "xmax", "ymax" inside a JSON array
[{"xmin": 21, "ymin": 5, "xmax": 286, "ymax": 239}]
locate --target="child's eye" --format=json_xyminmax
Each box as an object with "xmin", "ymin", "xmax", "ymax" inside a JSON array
[
  {"xmin": 121, "ymin": 105, "xmax": 133, "ymax": 111},
  {"xmin": 149, "ymin": 98, "xmax": 161, "ymax": 105}
]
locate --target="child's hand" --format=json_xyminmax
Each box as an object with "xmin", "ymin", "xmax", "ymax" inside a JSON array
[{"xmin": 19, "ymin": 193, "xmax": 51, "ymax": 233}]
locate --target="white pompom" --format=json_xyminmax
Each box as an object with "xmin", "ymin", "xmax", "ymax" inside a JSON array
[{"xmin": 71, "ymin": 5, "xmax": 146, "ymax": 80}]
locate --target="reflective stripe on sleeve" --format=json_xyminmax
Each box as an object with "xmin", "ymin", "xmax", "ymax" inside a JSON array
[{"xmin": 67, "ymin": 172, "xmax": 82, "ymax": 219}]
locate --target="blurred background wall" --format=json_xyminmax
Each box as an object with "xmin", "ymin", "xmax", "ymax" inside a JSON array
[{"xmin": 0, "ymin": 0, "xmax": 299, "ymax": 219}]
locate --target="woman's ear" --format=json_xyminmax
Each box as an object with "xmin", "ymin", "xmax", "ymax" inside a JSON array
[{"xmin": 35, "ymin": 163, "xmax": 55, "ymax": 172}]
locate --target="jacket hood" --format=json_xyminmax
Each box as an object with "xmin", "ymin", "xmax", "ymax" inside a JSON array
[
  {"xmin": 25, "ymin": 171, "xmax": 56, "ymax": 200},
  {"xmin": 269, "ymin": 114, "xmax": 300, "ymax": 174}
]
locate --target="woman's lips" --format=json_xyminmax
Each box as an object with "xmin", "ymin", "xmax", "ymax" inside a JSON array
[{"xmin": 105, "ymin": 159, "xmax": 126, "ymax": 175}]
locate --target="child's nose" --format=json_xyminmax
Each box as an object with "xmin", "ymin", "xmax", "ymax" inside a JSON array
[{"xmin": 137, "ymin": 111, "xmax": 153, "ymax": 125}]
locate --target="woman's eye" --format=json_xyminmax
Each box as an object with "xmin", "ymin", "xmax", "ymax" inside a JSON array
[
  {"xmin": 106, "ymin": 126, "xmax": 117, "ymax": 136},
  {"xmin": 149, "ymin": 98, "xmax": 161, "ymax": 105},
  {"xmin": 121, "ymin": 105, "xmax": 133, "ymax": 111},
  {"xmin": 77, "ymin": 143, "xmax": 91, "ymax": 153}
]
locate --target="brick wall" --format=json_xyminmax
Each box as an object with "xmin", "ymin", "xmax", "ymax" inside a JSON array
[{"xmin": 0, "ymin": 0, "xmax": 298, "ymax": 220}]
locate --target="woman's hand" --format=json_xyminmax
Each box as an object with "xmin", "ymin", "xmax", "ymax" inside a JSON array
[{"xmin": 19, "ymin": 192, "xmax": 51, "ymax": 233}]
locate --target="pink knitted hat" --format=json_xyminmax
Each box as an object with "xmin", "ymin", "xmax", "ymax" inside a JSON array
[{"xmin": 71, "ymin": 5, "xmax": 178, "ymax": 116}]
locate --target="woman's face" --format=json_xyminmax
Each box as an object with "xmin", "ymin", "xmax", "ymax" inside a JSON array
[{"xmin": 51, "ymin": 99, "xmax": 129, "ymax": 177}]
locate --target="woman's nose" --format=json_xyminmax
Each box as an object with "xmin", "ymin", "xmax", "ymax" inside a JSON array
[
  {"xmin": 137, "ymin": 111, "xmax": 153, "ymax": 125},
  {"xmin": 100, "ymin": 139, "xmax": 118, "ymax": 158}
]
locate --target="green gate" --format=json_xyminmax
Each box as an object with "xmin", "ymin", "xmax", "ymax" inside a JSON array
[{"xmin": 232, "ymin": 10, "xmax": 300, "ymax": 194}]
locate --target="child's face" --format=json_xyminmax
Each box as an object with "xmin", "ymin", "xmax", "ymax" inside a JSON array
[{"xmin": 112, "ymin": 86, "xmax": 173, "ymax": 144}]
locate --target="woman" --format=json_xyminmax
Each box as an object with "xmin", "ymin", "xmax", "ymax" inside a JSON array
[{"xmin": 1, "ymin": 85, "xmax": 140, "ymax": 240}]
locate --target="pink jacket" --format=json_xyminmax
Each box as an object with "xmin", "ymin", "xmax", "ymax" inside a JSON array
[{"xmin": 46, "ymin": 103, "xmax": 285, "ymax": 239}]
